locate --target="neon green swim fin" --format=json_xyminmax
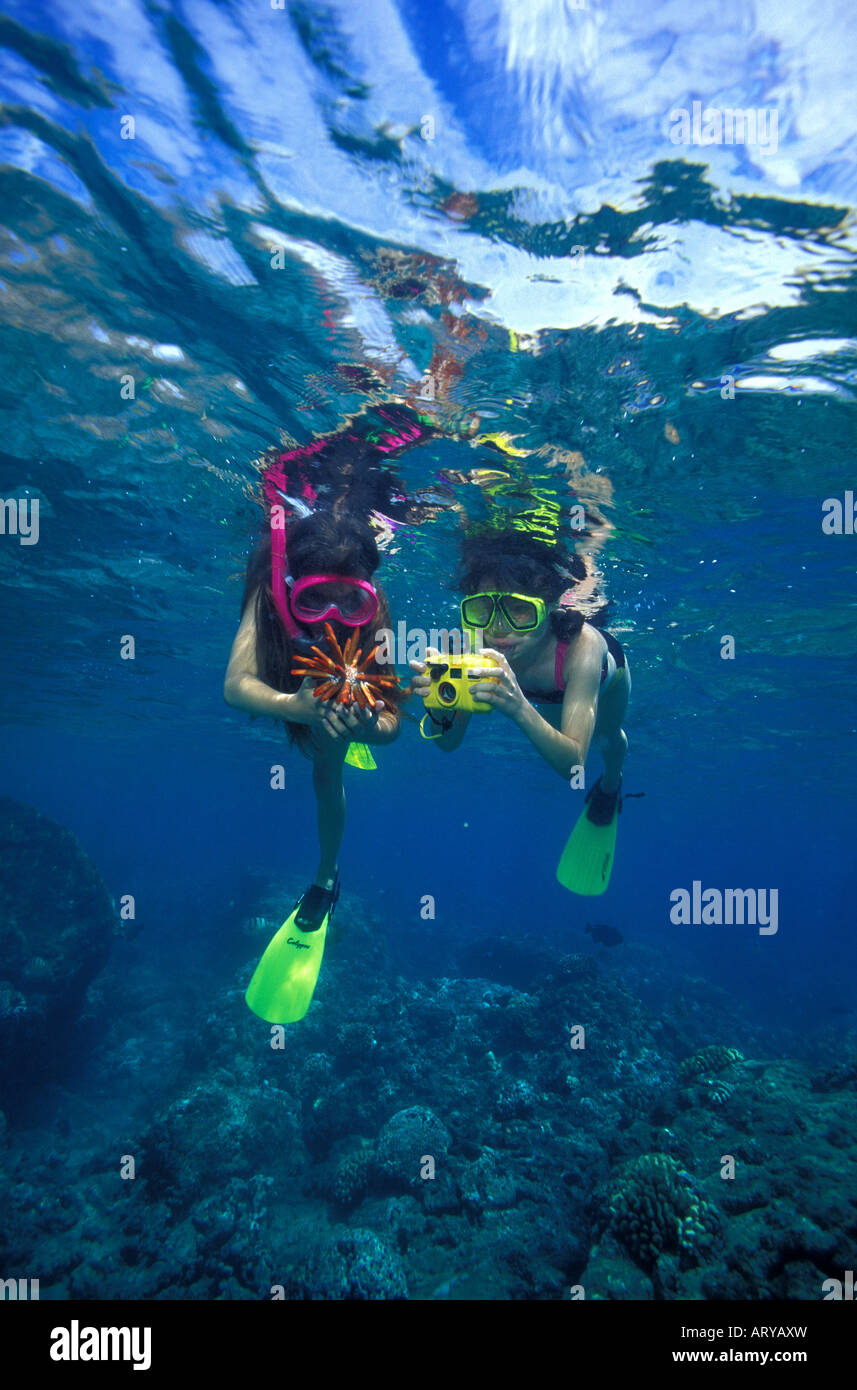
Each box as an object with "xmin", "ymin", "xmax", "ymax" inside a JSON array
[
  {"xmin": 345, "ymin": 741, "xmax": 377, "ymax": 770},
  {"xmin": 245, "ymin": 886, "xmax": 338, "ymax": 1023},
  {"xmin": 557, "ymin": 778, "xmax": 622, "ymax": 896}
]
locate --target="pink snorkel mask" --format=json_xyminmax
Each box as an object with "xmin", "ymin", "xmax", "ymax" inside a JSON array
[
  {"xmin": 286, "ymin": 573, "xmax": 378, "ymax": 627},
  {"xmin": 264, "ymin": 453, "xmax": 379, "ymax": 635}
]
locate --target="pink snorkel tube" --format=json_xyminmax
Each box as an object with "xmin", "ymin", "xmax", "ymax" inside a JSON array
[
  {"xmin": 263, "ymin": 446, "xmax": 379, "ymax": 634},
  {"xmin": 263, "ymin": 449, "xmax": 318, "ymax": 638}
]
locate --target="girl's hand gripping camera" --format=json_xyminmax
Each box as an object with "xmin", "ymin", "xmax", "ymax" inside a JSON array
[{"xmin": 422, "ymin": 652, "xmax": 500, "ymax": 714}]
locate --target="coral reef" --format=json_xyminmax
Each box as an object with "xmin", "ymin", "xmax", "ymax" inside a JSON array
[
  {"xmin": 331, "ymin": 1141, "xmax": 374, "ymax": 1207},
  {"xmin": 375, "ymin": 1107, "xmax": 451, "ymax": 1189},
  {"xmin": 679, "ymin": 1045, "xmax": 744, "ymax": 1081},
  {"xmin": 811, "ymin": 1059, "xmax": 857, "ymax": 1093},
  {"xmin": 679, "ymin": 1045, "xmax": 743, "ymax": 1081},
  {"xmin": 285, "ymin": 1228, "xmax": 408, "ymax": 1300},
  {"xmin": 607, "ymin": 1153, "xmax": 720, "ymax": 1270},
  {"xmin": 1, "ymin": 876, "xmax": 855, "ymax": 1301},
  {"xmin": 0, "ymin": 797, "xmax": 115, "ymax": 1098},
  {"xmin": 677, "ymin": 1046, "xmax": 745, "ymax": 1111}
]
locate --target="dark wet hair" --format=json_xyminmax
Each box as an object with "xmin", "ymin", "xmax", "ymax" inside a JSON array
[
  {"xmin": 241, "ymin": 509, "xmax": 399, "ymax": 753},
  {"xmin": 285, "ymin": 509, "xmax": 380, "ymax": 581},
  {"xmin": 256, "ymin": 401, "xmax": 442, "ymax": 526},
  {"xmin": 457, "ymin": 529, "xmax": 595, "ymax": 640}
]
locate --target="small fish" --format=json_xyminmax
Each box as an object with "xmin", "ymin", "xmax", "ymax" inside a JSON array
[
  {"xmin": 242, "ymin": 915, "xmax": 274, "ymax": 937},
  {"xmin": 584, "ymin": 921, "xmax": 623, "ymax": 947}
]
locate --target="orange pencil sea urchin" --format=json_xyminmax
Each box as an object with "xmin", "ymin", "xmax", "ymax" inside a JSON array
[{"xmin": 291, "ymin": 622, "xmax": 400, "ymax": 710}]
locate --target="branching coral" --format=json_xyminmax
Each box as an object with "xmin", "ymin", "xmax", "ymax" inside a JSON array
[
  {"xmin": 680, "ymin": 1045, "xmax": 743, "ymax": 1081},
  {"xmin": 332, "ymin": 1142, "xmax": 374, "ymax": 1206},
  {"xmin": 608, "ymin": 1153, "xmax": 720, "ymax": 1269}
]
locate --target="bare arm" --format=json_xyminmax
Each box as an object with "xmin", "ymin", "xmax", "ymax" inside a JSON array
[
  {"xmin": 470, "ymin": 629, "xmax": 603, "ymax": 781},
  {"xmin": 224, "ymin": 593, "xmax": 400, "ymax": 742},
  {"xmin": 223, "ymin": 596, "xmax": 296, "ymax": 719},
  {"xmin": 514, "ymin": 630, "xmax": 601, "ymax": 779}
]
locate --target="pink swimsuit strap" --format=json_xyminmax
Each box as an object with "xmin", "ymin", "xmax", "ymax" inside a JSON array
[{"xmin": 554, "ymin": 632, "xmax": 615, "ymax": 690}]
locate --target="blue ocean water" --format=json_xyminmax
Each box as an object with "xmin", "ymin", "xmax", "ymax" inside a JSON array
[{"xmin": 1, "ymin": 0, "xmax": 856, "ymax": 1305}]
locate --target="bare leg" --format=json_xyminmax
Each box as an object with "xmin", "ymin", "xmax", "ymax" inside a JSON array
[
  {"xmin": 594, "ymin": 665, "xmax": 631, "ymax": 795},
  {"xmin": 310, "ymin": 733, "xmax": 347, "ymax": 887}
]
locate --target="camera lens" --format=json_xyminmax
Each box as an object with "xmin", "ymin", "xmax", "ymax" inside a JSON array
[{"xmin": 438, "ymin": 681, "xmax": 456, "ymax": 705}]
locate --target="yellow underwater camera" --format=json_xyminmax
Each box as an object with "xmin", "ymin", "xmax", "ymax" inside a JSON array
[{"xmin": 423, "ymin": 652, "xmax": 500, "ymax": 714}]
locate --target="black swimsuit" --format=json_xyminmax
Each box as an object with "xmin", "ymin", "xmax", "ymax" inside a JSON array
[{"xmin": 520, "ymin": 627, "xmax": 626, "ymax": 705}]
